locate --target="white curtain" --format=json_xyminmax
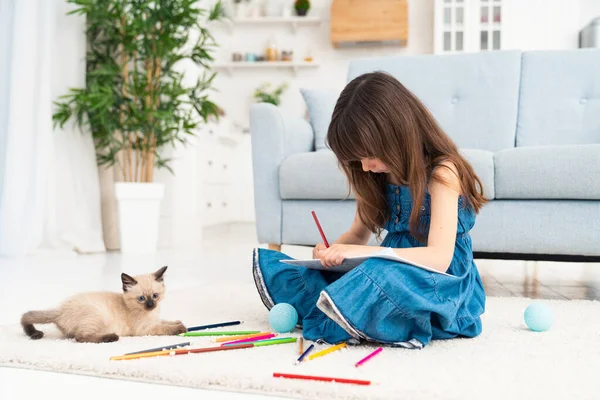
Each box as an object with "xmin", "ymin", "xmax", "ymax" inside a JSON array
[{"xmin": 0, "ymin": 0, "xmax": 105, "ymax": 256}]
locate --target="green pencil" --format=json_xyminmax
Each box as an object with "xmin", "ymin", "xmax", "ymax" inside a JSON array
[
  {"xmin": 223, "ymin": 337, "xmax": 297, "ymax": 346},
  {"xmin": 179, "ymin": 330, "xmax": 261, "ymax": 337},
  {"xmin": 253, "ymin": 337, "xmax": 297, "ymax": 346}
]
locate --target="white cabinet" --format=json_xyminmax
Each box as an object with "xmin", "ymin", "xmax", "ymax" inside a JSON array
[
  {"xmin": 434, "ymin": 0, "xmax": 504, "ymax": 54},
  {"xmin": 197, "ymin": 121, "xmax": 255, "ymax": 227}
]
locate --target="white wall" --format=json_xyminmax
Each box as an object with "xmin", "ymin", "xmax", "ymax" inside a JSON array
[{"xmin": 210, "ymin": 0, "xmax": 435, "ymax": 129}]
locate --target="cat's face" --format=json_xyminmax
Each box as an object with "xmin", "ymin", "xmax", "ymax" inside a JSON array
[{"xmin": 121, "ymin": 266, "xmax": 168, "ymax": 312}]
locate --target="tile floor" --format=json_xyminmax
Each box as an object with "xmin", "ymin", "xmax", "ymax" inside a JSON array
[{"xmin": 1, "ymin": 222, "xmax": 598, "ymax": 399}]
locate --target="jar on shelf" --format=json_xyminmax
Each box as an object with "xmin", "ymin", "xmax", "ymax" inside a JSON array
[
  {"xmin": 281, "ymin": 50, "xmax": 293, "ymax": 61},
  {"xmin": 265, "ymin": 37, "xmax": 279, "ymax": 61},
  {"xmin": 304, "ymin": 49, "xmax": 313, "ymax": 62}
]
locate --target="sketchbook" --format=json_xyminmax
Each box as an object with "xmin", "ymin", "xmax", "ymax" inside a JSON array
[{"xmin": 280, "ymin": 247, "xmax": 455, "ymax": 277}]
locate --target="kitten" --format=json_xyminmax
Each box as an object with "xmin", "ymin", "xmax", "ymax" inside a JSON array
[{"xmin": 20, "ymin": 266, "xmax": 187, "ymax": 343}]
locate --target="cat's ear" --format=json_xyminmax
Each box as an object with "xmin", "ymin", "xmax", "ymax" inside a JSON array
[
  {"xmin": 154, "ymin": 266, "xmax": 168, "ymax": 282},
  {"xmin": 121, "ymin": 273, "xmax": 138, "ymax": 292}
]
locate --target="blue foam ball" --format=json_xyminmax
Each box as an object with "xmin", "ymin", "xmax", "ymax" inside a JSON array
[
  {"xmin": 524, "ymin": 302, "xmax": 554, "ymax": 332},
  {"xmin": 269, "ymin": 303, "xmax": 298, "ymax": 333}
]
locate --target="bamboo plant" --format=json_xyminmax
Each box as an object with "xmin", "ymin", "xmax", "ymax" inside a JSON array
[{"xmin": 53, "ymin": 0, "xmax": 224, "ymax": 182}]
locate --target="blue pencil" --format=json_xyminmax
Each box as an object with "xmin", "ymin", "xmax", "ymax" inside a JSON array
[
  {"xmin": 187, "ymin": 321, "xmax": 242, "ymax": 332},
  {"xmin": 125, "ymin": 341, "xmax": 191, "ymax": 355},
  {"xmin": 295, "ymin": 344, "xmax": 315, "ymax": 365}
]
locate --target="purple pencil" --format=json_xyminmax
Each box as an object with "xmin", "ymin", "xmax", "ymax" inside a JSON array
[{"xmin": 355, "ymin": 347, "xmax": 383, "ymax": 367}]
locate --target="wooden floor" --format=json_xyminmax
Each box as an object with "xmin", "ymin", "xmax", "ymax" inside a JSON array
[{"xmin": 476, "ymin": 258, "xmax": 600, "ymax": 300}]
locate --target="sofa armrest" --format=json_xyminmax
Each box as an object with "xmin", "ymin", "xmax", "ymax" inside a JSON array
[{"xmin": 250, "ymin": 103, "xmax": 314, "ymax": 244}]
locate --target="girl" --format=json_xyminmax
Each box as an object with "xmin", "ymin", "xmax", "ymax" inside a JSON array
[{"xmin": 252, "ymin": 72, "xmax": 486, "ymax": 348}]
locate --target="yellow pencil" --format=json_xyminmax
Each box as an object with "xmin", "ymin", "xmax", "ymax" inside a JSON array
[
  {"xmin": 308, "ymin": 343, "xmax": 347, "ymax": 361},
  {"xmin": 214, "ymin": 332, "xmax": 271, "ymax": 343}
]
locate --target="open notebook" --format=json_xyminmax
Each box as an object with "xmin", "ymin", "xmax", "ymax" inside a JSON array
[{"xmin": 280, "ymin": 247, "xmax": 455, "ymax": 277}]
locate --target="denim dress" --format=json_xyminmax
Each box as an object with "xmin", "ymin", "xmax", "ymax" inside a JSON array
[{"xmin": 252, "ymin": 184, "xmax": 486, "ymax": 348}]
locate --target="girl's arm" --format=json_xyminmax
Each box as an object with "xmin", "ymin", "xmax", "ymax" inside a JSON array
[
  {"xmin": 316, "ymin": 163, "xmax": 460, "ymax": 273},
  {"xmin": 312, "ymin": 209, "xmax": 371, "ymax": 259},
  {"xmin": 335, "ymin": 210, "xmax": 372, "ymax": 245},
  {"xmin": 389, "ymin": 164, "xmax": 459, "ymax": 272}
]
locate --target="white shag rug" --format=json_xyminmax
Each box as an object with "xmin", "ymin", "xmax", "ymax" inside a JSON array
[{"xmin": 1, "ymin": 284, "xmax": 599, "ymax": 400}]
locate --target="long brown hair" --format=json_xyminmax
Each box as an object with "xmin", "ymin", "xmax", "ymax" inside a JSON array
[{"xmin": 327, "ymin": 72, "xmax": 486, "ymax": 243}]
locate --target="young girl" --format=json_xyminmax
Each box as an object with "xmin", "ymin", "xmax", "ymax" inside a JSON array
[{"xmin": 252, "ymin": 72, "xmax": 486, "ymax": 348}]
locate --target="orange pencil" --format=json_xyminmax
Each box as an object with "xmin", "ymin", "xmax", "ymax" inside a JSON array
[
  {"xmin": 214, "ymin": 332, "xmax": 271, "ymax": 343},
  {"xmin": 110, "ymin": 343, "xmax": 253, "ymax": 361}
]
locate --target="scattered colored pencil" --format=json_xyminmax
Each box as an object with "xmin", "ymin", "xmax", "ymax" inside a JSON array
[
  {"xmin": 221, "ymin": 333, "xmax": 275, "ymax": 346},
  {"xmin": 295, "ymin": 344, "xmax": 314, "ymax": 365},
  {"xmin": 273, "ymin": 372, "xmax": 371, "ymax": 386},
  {"xmin": 308, "ymin": 342, "xmax": 347, "ymax": 361},
  {"xmin": 179, "ymin": 330, "xmax": 260, "ymax": 337},
  {"xmin": 222, "ymin": 337, "xmax": 296, "ymax": 347},
  {"xmin": 187, "ymin": 321, "xmax": 242, "ymax": 332},
  {"xmin": 110, "ymin": 343, "xmax": 254, "ymax": 361},
  {"xmin": 355, "ymin": 347, "xmax": 383, "ymax": 367},
  {"xmin": 298, "ymin": 337, "xmax": 304, "ymax": 355},
  {"xmin": 125, "ymin": 342, "xmax": 190, "ymax": 355},
  {"xmin": 311, "ymin": 210, "xmax": 330, "ymax": 247},
  {"xmin": 214, "ymin": 332, "xmax": 271, "ymax": 343},
  {"xmin": 111, "ymin": 338, "xmax": 298, "ymax": 361},
  {"xmin": 243, "ymin": 337, "xmax": 297, "ymax": 347}
]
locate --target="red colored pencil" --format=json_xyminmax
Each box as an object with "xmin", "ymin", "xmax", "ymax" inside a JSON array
[
  {"xmin": 273, "ymin": 372, "xmax": 371, "ymax": 386},
  {"xmin": 311, "ymin": 210, "xmax": 330, "ymax": 248}
]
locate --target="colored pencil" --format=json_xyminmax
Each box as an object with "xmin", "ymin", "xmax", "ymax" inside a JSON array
[
  {"xmin": 221, "ymin": 333, "xmax": 275, "ymax": 345},
  {"xmin": 187, "ymin": 321, "xmax": 242, "ymax": 332},
  {"xmin": 214, "ymin": 332, "xmax": 271, "ymax": 343},
  {"xmin": 355, "ymin": 347, "xmax": 383, "ymax": 367},
  {"xmin": 125, "ymin": 342, "xmax": 190, "ymax": 355},
  {"xmin": 295, "ymin": 344, "xmax": 314, "ymax": 365},
  {"xmin": 242, "ymin": 337, "xmax": 297, "ymax": 347},
  {"xmin": 308, "ymin": 342, "xmax": 346, "ymax": 361},
  {"xmin": 298, "ymin": 337, "xmax": 304, "ymax": 355},
  {"xmin": 110, "ymin": 343, "xmax": 254, "ymax": 361},
  {"xmin": 311, "ymin": 210, "xmax": 330, "ymax": 247},
  {"xmin": 222, "ymin": 337, "xmax": 296, "ymax": 346},
  {"xmin": 179, "ymin": 330, "xmax": 260, "ymax": 337},
  {"xmin": 273, "ymin": 372, "xmax": 371, "ymax": 386}
]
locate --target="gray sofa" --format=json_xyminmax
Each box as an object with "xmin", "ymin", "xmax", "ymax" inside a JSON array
[{"xmin": 250, "ymin": 49, "xmax": 600, "ymax": 260}]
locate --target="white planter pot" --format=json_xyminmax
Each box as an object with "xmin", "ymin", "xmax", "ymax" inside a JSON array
[{"xmin": 115, "ymin": 182, "xmax": 165, "ymax": 254}]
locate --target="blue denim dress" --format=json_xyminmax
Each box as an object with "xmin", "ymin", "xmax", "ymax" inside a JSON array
[{"xmin": 252, "ymin": 184, "xmax": 486, "ymax": 348}]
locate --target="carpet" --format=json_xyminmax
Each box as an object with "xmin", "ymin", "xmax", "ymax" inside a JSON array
[{"xmin": 1, "ymin": 284, "xmax": 599, "ymax": 400}]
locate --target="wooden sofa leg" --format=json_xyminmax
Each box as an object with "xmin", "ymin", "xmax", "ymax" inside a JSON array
[{"xmin": 268, "ymin": 244, "xmax": 281, "ymax": 252}]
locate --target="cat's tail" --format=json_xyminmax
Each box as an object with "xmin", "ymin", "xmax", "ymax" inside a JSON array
[{"xmin": 21, "ymin": 309, "xmax": 60, "ymax": 340}]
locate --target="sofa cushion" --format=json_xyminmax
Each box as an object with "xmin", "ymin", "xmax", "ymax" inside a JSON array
[
  {"xmin": 279, "ymin": 149, "xmax": 495, "ymax": 200},
  {"xmin": 517, "ymin": 49, "xmax": 600, "ymax": 147},
  {"xmin": 347, "ymin": 51, "xmax": 522, "ymax": 152},
  {"xmin": 495, "ymin": 144, "xmax": 600, "ymax": 199},
  {"xmin": 300, "ymin": 89, "xmax": 340, "ymax": 151},
  {"xmin": 279, "ymin": 151, "xmax": 352, "ymax": 200},
  {"xmin": 461, "ymin": 149, "xmax": 495, "ymax": 199}
]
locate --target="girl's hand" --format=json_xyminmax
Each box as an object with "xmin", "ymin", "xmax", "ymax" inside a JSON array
[
  {"xmin": 315, "ymin": 244, "xmax": 364, "ymax": 268},
  {"xmin": 312, "ymin": 242, "xmax": 328, "ymax": 259}
]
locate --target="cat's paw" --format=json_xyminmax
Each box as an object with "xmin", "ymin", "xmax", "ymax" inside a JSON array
[
  {"xmin": 30, "ymin": 330, "xmax": 44, "ymax": 340},
  {"xmin": 171, "ymin": 323, "xmax": 187, "ymax": 335},
  {"xmin": 101, "ymin": 333, "xmax": 119, "ymax": 343}
]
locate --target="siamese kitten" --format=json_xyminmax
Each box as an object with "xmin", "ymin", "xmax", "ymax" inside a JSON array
[{"xmin": 21, "ymin": 266, "xmax": 187, "ymax": 343}]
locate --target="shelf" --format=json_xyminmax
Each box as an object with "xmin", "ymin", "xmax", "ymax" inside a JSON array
[
  {"xmin": 219, "ymin": 16, "xmax": 324, "ymax": 34},
  {"xmin": 213, "ymin": 61, "xmax": 319, "ymax": 76}
]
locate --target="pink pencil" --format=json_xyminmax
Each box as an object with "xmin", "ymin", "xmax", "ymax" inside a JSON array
[
  {"xmin": 221, "ymin": 333, "xmax": 275, "ymax": 346},
  {"xmin": 355, "ymin": 347, "xmax": 383, "ymax": 367}
]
